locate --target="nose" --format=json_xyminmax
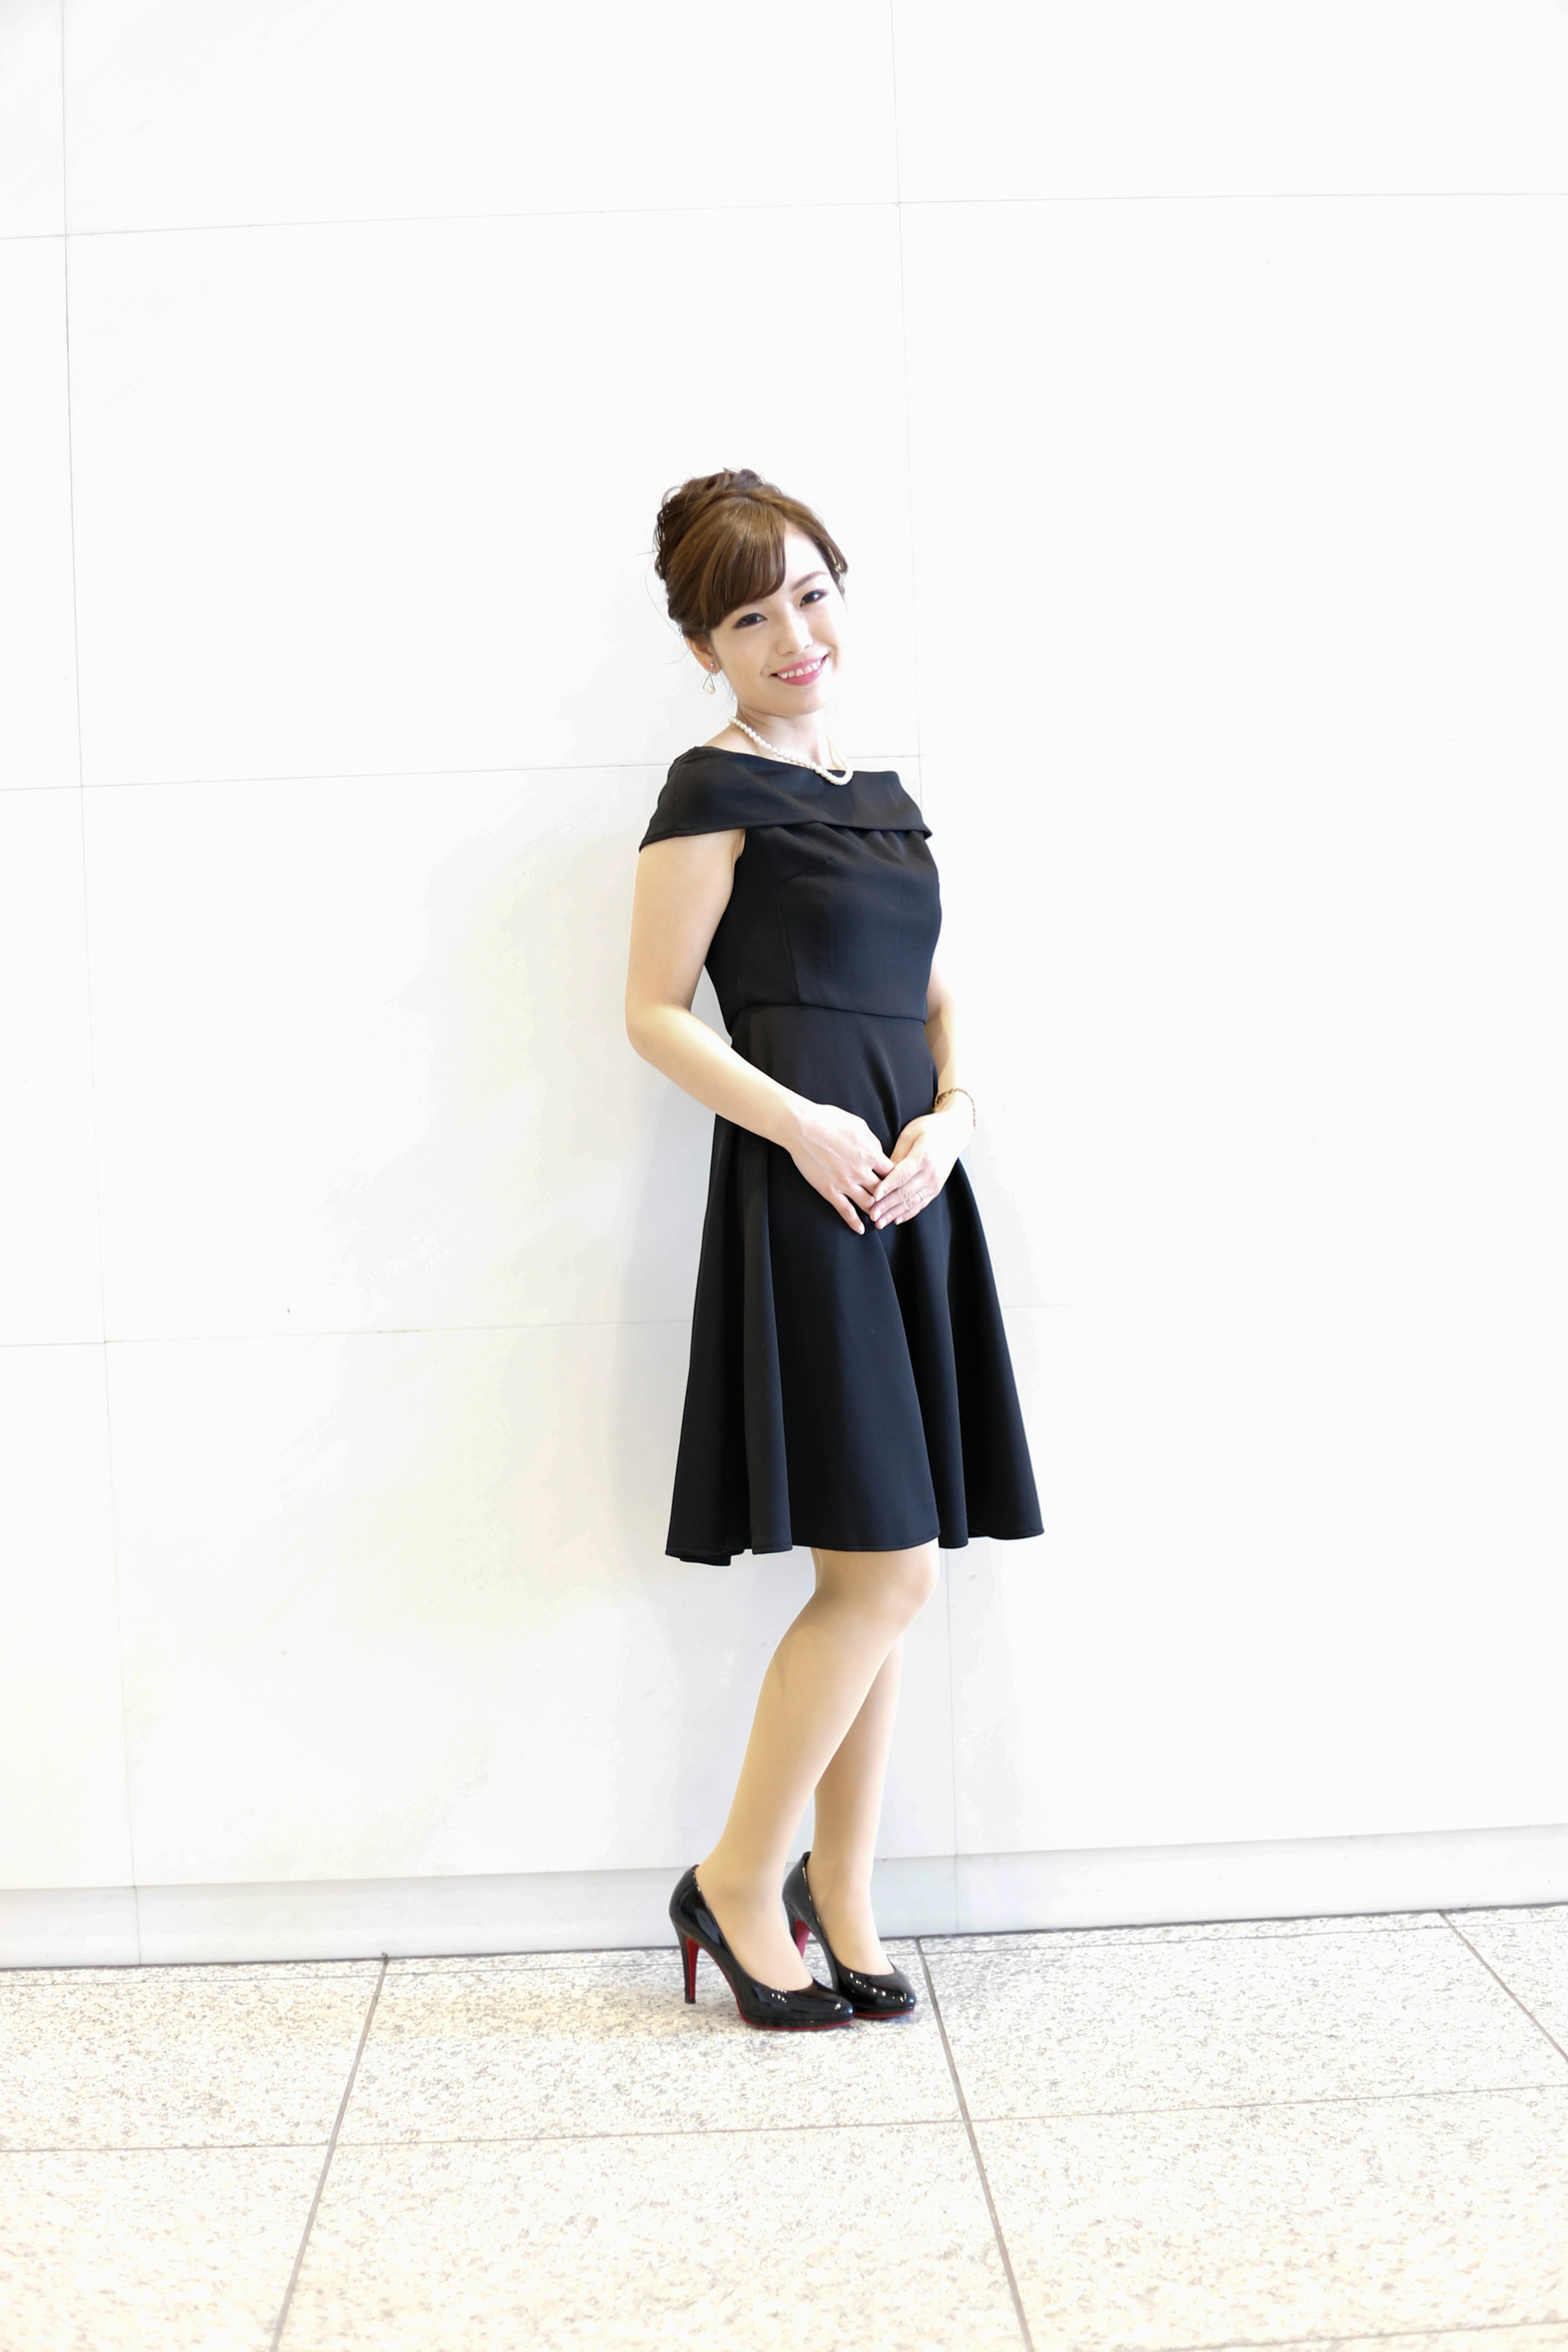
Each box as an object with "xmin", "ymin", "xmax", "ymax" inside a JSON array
[{"xmin": 776, "ymin": 612, "xmax": 813, "ymax": 657}]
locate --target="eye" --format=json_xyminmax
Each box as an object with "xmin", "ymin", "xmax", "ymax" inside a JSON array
[
  {"xmin": 732, "ymin": 612, "xmax": 763, "ymax": 628},
  {"xmin": 801, "ymin": 589, "xmax": 827, "ymax": 606}
]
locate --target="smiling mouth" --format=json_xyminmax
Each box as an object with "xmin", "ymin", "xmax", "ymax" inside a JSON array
[{"xmin": 773, "ymin": 654, "xmax": 828, "ymax": 684}]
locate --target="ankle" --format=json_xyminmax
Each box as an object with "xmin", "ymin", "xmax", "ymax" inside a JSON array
[
  {"xmin": 697, "ymin": 1854, "xmax": 782, "ymax": 1911},
  {"xmin": 805, "ymin": 1853, "xmax": 873, "ymax": 1918}
]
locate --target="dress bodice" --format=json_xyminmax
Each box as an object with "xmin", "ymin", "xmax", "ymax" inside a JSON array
[{"xmin": 638, "ymin": 748, "xmax": 939, "ymax": 1030}]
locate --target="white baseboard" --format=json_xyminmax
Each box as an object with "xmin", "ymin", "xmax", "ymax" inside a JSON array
[{"xmin": 5, "ymin": 1823, "xmax": 1566, "ymax": 1970}]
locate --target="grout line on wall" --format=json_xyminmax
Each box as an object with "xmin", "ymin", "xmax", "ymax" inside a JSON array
[
  {"xmin": 269, "ymin": 1955, "xmax": 387, "ymax": 2352},
  {"xmin": 887, "ymin": 0, "xmax": 926, "ymax": 802},
  {"xmin": 943, "ymin": 1552, "xmax": 962, "ymax": 1858},
  {"xmin": 4, "ymin": 1314, "xmax": 1066, "ymax": 1356},
  {"xmin": 81, "ymin": 1316, "xmax": 698, "ymax": 1349},
  {"xmin": 58, "ymin": 0, "xmax": 141, "ymax": 1936},
  {"xmin": 916, "ymin": 1943, "xmax": 1036, "ymax": 2350},
  {"xmin": 75, "ymin": 753, "xmax": 925, "ymax": 792},
  {"xmin": 900, "ymin": 188, "xmax": 1568, "ymax": 208},
  {"xmin": 60, "ymin": 197, "xmax": 906, "ymax": 242},
  {"xmin": 37, "ymin": 191, "xmax": 1566, "ymax": 251},
  {"xmin": 1440, "ymin": 1912, "xmax": 1568, "ymax": 2069}
]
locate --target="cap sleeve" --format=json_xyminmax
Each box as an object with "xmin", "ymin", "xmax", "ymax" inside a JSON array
[{"xmin": 638, "ymin": 756, "xmax": 753, "ymax": 851}]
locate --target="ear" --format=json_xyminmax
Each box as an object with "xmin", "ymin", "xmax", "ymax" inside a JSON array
[{"xmin": 684, "ymin": 633, "xmax": 719, "ymax": 678}]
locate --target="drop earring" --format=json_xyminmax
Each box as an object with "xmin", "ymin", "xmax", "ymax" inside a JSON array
[{"xmin": 702, "ymin": 665, "xmax": 720, "ymax": 696}]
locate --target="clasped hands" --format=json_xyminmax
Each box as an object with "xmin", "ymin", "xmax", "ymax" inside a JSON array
[{"xmin": 788, "ymin": 1097, "xmax": 972, "ymax": 1235}]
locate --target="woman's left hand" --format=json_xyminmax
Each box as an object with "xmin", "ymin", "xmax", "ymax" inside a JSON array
[{"xmin": 868, "ymin": 1102, "xmax": 971, "ymax": 1230}]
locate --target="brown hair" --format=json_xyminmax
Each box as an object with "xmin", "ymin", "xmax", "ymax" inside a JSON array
[{"xmin": 653, "ymin": 469, "xmax": 847, "ymax": 640}]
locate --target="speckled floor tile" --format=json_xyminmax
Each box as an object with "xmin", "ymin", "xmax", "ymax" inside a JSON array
[
  {"xmin": 924, "ymin": 1917, "xmax": 1562, "ymax": 2120},
  {"xmin": 0, "ymin": 2143, "xmax": 320, "ymax": 2350},
  {"xmin": 1449, "ymin": 1906, "xmax": 1568, "ymax": 2053},
  {"xmin": 929, "ymin": 1911, "xmax": 1449, "ymax": 1958},
  {"xmin": 976, "ymin": 2088, "xmax": 1568, "ymax": 2351},
  {"xmin": 339, "ymin": 1942, "xmax": 955, "ymax": 2143},
  {"xmin": 0, "ymin": 1962, "xmax": 379, "ymax": 2147},
  {"xmin": 280, "ymin": 2123, "xmax": 1019, "ymax": 2350}
]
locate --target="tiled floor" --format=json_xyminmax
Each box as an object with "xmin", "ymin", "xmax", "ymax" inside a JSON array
[{"xmin": 4, "ymin": 1907, "xmax": 1568, "ymax": 2350}]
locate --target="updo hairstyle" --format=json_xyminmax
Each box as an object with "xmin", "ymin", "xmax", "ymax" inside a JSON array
[{"xmin": 653, "ymin": 469, "xmax": 847, "ymax": 642}]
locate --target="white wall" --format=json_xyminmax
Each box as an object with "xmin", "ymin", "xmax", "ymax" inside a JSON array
[{"xmin": 4, "ymin": 0, "xmax": 1568, "ymax": 1962}]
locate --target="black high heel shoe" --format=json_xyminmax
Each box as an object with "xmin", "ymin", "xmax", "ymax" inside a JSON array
[
  {"xmin": 669, "ymin": 1866, "xmax": 855, "ymax": 2031},
  {"xmin": 783, "ymin": 1851, "xmax": 918, "ymax": 2020}
]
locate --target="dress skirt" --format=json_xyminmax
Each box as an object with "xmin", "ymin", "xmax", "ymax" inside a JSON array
[{"xmin": 666, "ymin": 1003, "xmax": 1041, "ymax": 1564}]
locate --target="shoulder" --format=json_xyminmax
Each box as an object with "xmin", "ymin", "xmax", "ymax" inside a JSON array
[{"xmin": 638, "ymin": 748, "xmax": 767, "ymax": 850}]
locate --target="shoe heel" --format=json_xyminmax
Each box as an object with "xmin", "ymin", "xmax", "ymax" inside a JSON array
[
  {"xmin": 681, "ymin": 1935, "xmax": 699, "ymax": 2003},
  {"xmin": 791, "ymin": 1917, "xmax": 811, "ymax": 1959}
]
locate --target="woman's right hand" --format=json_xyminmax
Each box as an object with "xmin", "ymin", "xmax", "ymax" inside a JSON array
[{"xmin": 787, "ymin": 1102, "xmax": 895, "ymax": 1234}]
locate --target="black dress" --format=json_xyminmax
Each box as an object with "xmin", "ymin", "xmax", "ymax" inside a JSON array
[{"xmin": 640, "ymin": 746, "xmax": 1042, "ymax": 1565}]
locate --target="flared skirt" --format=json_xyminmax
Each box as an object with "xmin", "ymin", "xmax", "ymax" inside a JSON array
[{"xmin": 665, "ymin": 1003, "xmax": 1042, "ymax": 1564}]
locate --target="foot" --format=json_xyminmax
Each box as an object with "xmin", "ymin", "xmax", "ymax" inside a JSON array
[
  {"xmin": 804, "ymin": 1858, "xmax": 890, "ymax": 1976},
  {"xmin": 694, "ymin": 1862, "xmax": 816, "ymax": 1992}
]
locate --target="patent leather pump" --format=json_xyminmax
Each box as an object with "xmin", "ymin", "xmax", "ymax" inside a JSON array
[
  {"xmin": 669, "ymin": 1866, "xmax": 854, "ymax": 2031},
  {"xmin": 783, "ymin": 1851, "xmax": 918, "ymax": 2020}
]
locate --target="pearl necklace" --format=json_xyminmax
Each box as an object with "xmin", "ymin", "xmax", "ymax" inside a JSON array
[{"xmin": 727, "ymin": 713, "xmax": 853, "ymax": 786}]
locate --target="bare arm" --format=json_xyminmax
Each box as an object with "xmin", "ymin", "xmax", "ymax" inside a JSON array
[
  {"xmin": 924, "ymin": 955, "xmax": 964, "ymax": 1102},
  {"xmin": 625, "ymin": 833, "xmax": 895, "ymax": 1233}
]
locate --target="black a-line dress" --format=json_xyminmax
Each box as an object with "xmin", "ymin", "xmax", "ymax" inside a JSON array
[{"xmin": 641, "ymin": 745, "xmax": 1042, "ymax": 1565}]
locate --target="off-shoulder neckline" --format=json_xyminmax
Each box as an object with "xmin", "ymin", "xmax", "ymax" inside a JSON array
[{"xmin": 676, "ymin": 744, "xmax": 895, "ymax": 788}]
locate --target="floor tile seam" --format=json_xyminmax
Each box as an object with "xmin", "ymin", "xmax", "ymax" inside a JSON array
[
  {"xmin": 380, "ymin": 1925, "xmax": 1450, "ymax": 1977},
  {"xmin": 0, "ymin": 1989, "xmax": 383, "ymax": 2007},
  {"xmin": 0, "ymin": 2138, "xmax": 332, "ymax": 2155},
  {"xmin": 967, "ymin": 2078, "xmax": 1568, "ymax": 2129},
  {"xmin": 0, "ymin": 1964, "xmax": 383, "ymax": 1983},
  {"xmin": 11, "ymin": 2079, "xmax": 1558, "ymax": 2158},
  {"xmin": 1131, "ymin": 2316, "xmax": 1568, "ymax": 2352},
  {"xmin": 330, "ymin": 2116, "xmax": 971, "ymax": 2152},
  {"xmin": 927, "ymin": 1925, "xmax": 1457, "ymax": 1960},
  {"xmin": 925, "ymin": 1948, "xmax": 1461, "ymax": 1983},
  {"xmin": 1441, "ymin": 1912, "xmax": 1568, "ymax": 2070},
  {"xmin": 387, "ymin": 1940, "xmax": 926, "ymax": 1970},
  {"xmin": 916, "ymin": 1946, "xmax": 1036, "ymax": 2351},
  {"xmin": 381, "ymin": 1919, "xmax": 1532, "ymax": 1976},
  {"xmin": 5, "ymin": 1904, "xmax": 1542, "ymax": 1987},
  {"xmin": 268, "ymin": 1955, "xmax": 386, "ymax": 2352}
]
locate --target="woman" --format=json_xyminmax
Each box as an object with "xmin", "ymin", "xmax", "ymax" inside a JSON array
[{"xmin": 626, "ymin": 470, "xmax": 1041, "ymax": 2031}]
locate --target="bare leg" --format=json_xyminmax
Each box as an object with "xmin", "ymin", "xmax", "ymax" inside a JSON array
[
  {"xmin": 806, "ymin": 1640, "xmax": 903, "ymax": 1974},
  {"xmin": 698, "ymin": 1542, "xmax": 938, "ymax": 1989}
]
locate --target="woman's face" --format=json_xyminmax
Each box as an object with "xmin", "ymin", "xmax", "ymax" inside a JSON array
[{"xmin": 693, "ymin": 526, "xmax": 845, "ymax": 717}]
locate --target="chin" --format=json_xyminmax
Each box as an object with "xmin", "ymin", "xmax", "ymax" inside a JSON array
[{"xmin": 771, "ymin": 681, "xmax": 835, "ymax": 712}]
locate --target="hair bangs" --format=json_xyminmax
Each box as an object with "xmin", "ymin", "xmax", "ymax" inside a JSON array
[{"xmin": 691, "ymin": 500, "xmax": 787, "ymax": 634}]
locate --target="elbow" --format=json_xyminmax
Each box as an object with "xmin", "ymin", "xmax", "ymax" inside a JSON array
[{"xmin": 624, "ymin": 997, "xmax": 657, "ymax": 1062}]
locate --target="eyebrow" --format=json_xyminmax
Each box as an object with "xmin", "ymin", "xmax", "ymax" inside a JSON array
[{"xmin": 730, "ymin": 568, "xmax": 830, "ymax": 617}]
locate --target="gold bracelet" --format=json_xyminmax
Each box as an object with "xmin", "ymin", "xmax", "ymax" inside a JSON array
[{"xmin": 934, "ymin": 1085, "xmax": 977, "ymax": 1128}]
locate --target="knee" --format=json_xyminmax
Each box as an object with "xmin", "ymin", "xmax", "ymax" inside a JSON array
[
  {"xmin": 819, "ymin": 1541, "xmax": 940, "ymax": 1633},
  {"xmin": 884, "ymin": 1543, "xmax": 941, "ymax": 1626}
]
